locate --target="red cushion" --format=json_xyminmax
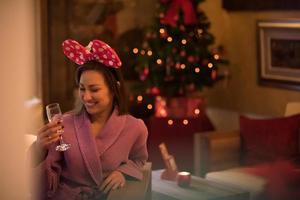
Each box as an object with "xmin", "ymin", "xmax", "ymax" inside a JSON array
[
  {"xmin": 240, "ymin": 114, "xmax": 300, "ymax": 165},
  {"xmin": 243, "ymin": 161, "xmax": 300, "ymax": 200}
]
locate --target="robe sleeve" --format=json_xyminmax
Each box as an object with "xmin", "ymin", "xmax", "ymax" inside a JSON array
[
  {"xmin": 116, "ymin": 119, "xmax": 148, "ymax": 180},
  {"xmin": 28, "ymin": 141, "xmax": 63, "ymax": 199}
]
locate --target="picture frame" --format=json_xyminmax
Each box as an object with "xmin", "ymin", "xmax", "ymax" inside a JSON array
[
  {"xmin": 223, "ymin": 0, "xmax": 300, "ymax": 11},
  {"xmin": 257, "ymin": 19, "xmax": 300, "ymax": 90}
]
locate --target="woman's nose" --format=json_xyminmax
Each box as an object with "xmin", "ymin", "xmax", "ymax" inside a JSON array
[{"xmin": 82, "ymin": 91, "xmax": 92, "ymax": 101}]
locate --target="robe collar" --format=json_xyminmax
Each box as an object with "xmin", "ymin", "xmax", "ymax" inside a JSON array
[
  {"xmin": 73, "ymin": 108, "xmax": 126, "ymax": 185},
  {"xmin": 95, "ymin": 109, "xmax": 126, "ymax": 155}
]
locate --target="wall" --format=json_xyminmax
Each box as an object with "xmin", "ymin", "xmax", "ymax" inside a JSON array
[
  {"xmin": 0, "ymin": 0, "xmax": 38, "ymax": 199},
  {"xmin": 201, "ymin": 0, "xmax": 300, "ymax": 116},
  {"xmin": 117, "ymin": 0, "xmax": 156, "ymax": 34}
]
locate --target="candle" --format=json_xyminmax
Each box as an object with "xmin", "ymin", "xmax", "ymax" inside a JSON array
[{"xmin": 177, "ymin": 171, "xmax": 191, "ymax": 187}]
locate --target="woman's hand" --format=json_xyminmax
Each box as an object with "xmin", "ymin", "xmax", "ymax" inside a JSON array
[
  {"xmin": 99, "ymin": 170, "xmax": 126, "ymax": 194},
  {"xmin": 36, "ymin": 120, "xmax": 63, "ymax": 153}
]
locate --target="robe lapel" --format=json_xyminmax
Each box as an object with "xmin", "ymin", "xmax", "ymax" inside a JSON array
[
  {"xmin": 74, "ymin": 110, "xmax": 102, "ymax": 186},
  {"xmin": 96, "ymin": 109, "xmax": 126, "ymax": 156}
]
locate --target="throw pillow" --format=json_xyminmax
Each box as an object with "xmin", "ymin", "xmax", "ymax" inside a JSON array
[{"xmin": 240, "ymin": 114, "xmax": 300, "ymax": 165}]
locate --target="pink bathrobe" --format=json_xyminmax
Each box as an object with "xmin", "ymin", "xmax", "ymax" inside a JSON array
[{"xmin": 31, "ymin": 109, "xmax": 148, "ymax": 200}]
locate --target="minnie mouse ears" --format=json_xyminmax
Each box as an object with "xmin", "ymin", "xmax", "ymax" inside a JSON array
[{"xmin": 62, "ymin": 39, "xmax": 122, "ymax": 68}]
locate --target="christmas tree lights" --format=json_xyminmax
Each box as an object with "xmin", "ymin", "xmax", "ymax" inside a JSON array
[{"xmin": 131, "ymin": 0, "xmax": 229, "ymax": 97}]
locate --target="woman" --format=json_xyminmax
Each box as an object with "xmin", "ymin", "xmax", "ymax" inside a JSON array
[{"xmin": 29, "ymin": 39, "xmax": 148, "ymax": 200}]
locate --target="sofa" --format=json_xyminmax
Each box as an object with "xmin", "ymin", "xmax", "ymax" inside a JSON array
[{"xmin": 194, "ymin": 102, "xmax": 300, "ymax": 200}]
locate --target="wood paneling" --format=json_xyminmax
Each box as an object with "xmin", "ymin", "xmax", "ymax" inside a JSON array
[{"xmin": 42, "ymin": 0, "xmax": 76, "ymax": 112}]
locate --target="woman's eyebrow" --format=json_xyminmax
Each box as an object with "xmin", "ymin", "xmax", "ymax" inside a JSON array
[
  {"xmin": 89, "ymin": 84, "xmax": 101, "ymax": 88},
  {"xmin": 79, "ymin": 83, "xmax": 101, "ymax": 87}
]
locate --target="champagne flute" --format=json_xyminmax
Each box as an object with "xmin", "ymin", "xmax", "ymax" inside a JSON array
[{"xmin": 46, "ymin": 103, "xmax": 71, "ymax": 151}]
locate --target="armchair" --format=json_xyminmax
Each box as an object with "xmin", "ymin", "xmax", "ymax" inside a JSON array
[
  {"xmin": 107, "ymin": 162, "xmax": 152, "ymax": 200},
  {"xmin": 193, "ymin": 102, "xmax": 300, "ymax": 200},
  {"xmin": 194, "ymin": 130, "xmax": 241, "ymax": 177}
]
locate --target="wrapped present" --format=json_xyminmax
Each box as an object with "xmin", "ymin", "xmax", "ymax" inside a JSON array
[{"xmin": 155, "ymin": 96, "xmax": 206, "ymax": 118}]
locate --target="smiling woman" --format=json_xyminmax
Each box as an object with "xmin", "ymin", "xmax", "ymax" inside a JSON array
[{"xmin": 29, "ymin": 39, "xmax": 149, "ymax": 200}]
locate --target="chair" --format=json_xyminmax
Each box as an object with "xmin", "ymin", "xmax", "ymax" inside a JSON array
[
  {"xmin": 107, "ymin": 162, "xmax": 152, "ymax": 200},
  {"xmin": 285, "ymin": 102, "xmax": 300, "ymax": 116},
  {"xmin": 193, "ymin": 102, "xmax": 300, "ymax": 200},
  {"xmin": 194, "ymin": 102, "xmax": 300, "ymax": 176}
]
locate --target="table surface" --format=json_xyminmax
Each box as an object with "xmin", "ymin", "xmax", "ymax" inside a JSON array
[{"xmin": 152, "ymin": 170, "xmax": 249, "ymax": 200}]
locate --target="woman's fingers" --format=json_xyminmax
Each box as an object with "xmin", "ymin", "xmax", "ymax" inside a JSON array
[
  {"xmin": 38, "ymin": 120, "xmax": 61, "ymax": 132},
  {"xmin": 111, "ymin": 182, "xmax": 122, "ymax": 190},
  {"xmin": 46, "ymin": 126, "xmax": 63, "ymax": 137},
  {"xmin": 102, "ymin": 180, "xmax": 120, "ymax": 194},
  {"xmin": 99, "ymin": 171, "xmax": 126, "ymax": 193},
  {"xmin": 99, "ymin": 177, "xmax": 111, "ymax": 191},
  {"xmin": 36, "ymin": 122, "xmax": 64, "ymax": 149},
  {"xmin": 44, "ymin": 134, "xmax": 61, "ymax": 146}
]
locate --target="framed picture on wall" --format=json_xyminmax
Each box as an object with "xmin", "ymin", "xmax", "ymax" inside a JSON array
[
  {"xmin": 257, "ymin": 19, "xmax": 300, "ymax": 90},
  {"xmin": 223, "ymin": 0, "xmax": 300, "ymax": 10}
]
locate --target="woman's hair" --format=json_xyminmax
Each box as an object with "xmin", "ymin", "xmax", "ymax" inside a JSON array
[{"xmin": 74, "ymin": 61, "xmax": 128, "ymax": 115}]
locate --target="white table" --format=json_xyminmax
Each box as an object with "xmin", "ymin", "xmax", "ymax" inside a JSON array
[{"xmin": 152, "ymin": 170, "xmax": 249, "ymax": 200}]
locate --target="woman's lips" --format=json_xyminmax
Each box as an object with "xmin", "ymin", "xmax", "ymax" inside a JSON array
[{"xmin": 85, "ymin": 102, "xmax": 97, "ymax": 108}]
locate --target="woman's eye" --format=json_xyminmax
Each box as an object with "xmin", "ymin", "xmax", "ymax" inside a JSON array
[
  {"xmin": 79, "ymin": 88, "xmax": 85, "ymax": 91},
  {"xmin": 91, "ymin": 89, "xmax": 99, "ymax": 92}
]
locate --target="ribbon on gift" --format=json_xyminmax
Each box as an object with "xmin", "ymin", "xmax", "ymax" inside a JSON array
[{"xmin": 161, "ymin": 0, "xmax": 197, "ymax": 27}]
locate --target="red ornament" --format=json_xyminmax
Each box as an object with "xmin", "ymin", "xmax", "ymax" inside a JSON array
[
  {"xmin": 211, "ymin": 70, "xmax": 217, "ymax": 80},
  {"xmin": 146, "ymin": 32, "xmax": 152, "ymax": 39},
  {"xmin": 180, "ymin": 50, "xmax": 186, "ymax": 57},
  {"xmin": 150, "ymin": 87, "xmax": 161, "ymax": 95},
  {"xmin": 179, "ymin": 25, "xmax": 186, "ymax": 31},
  {"xmin": 164, "ymin": 75, "xmax": 175, "ymax": 81},
  {"xmin": 186, "ymin": 83, "xmax": 195, "ymax": 92},
  {"xmin": 202, "ymin": 59, "xmax": 209, "ymax": 66},
  {"xmin": 139, "ymin": 74, "xmax": 146, "ymax": 81},
  {"xmin": 139, "ymin": 67, "xmax": 149, "ymax": 81},
  {"xmin": 160, "ymin": 31, "xmax": 168, "ymax": 39},
  {"xmin": 187, "ymin": 56, "xmax": 195, "ymax": 63},
  {"xmin": 211, "ymin": 48, "xmax": 218, "ymax": 54}
]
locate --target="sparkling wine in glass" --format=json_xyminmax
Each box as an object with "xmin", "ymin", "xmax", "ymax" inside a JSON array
[{"xmin": 46, "ymin": 103, "xmax": 71, "ymax": 151}]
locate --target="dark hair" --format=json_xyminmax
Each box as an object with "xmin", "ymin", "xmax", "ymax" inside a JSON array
[{"xmin": 75, "ymin": 61, "xmax": 128, "ymax": 115}]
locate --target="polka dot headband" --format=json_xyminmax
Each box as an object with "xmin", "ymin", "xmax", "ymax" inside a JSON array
[{"xmin": 62, "ymin": 39, "xmax": 122, "ymax": 68}]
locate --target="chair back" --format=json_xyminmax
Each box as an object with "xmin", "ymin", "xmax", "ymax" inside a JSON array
[
  {"xmin": 107, "ymin": 162, "xmax": 152, "ymax": 200},
  {"xmin": 285, "ymin": 102, "xmax": 300, "ymax": 116}
]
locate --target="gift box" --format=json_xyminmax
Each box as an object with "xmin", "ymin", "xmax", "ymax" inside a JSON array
[{"xmin": 155, "ymin": 96, "xmax": 206, "ymax": 118}]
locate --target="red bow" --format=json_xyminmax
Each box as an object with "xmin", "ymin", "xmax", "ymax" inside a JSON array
[
  {"xmin": 161, "ymin": 0, "xmax": 197, "ymax": 27},
  {"xmin": 62, "ymin": 39, "xmax": 122, "ymax": 68}
]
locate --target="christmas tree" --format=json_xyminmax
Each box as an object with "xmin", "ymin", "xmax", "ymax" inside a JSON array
[{"xmin": 131, "ymin": 0, "xmax": 228, "ymax": 97}]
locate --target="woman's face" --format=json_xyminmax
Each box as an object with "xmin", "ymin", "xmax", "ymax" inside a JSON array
[{"xmin": 79, "ymin": 70, "xmax": 113, "ymax": 117}]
